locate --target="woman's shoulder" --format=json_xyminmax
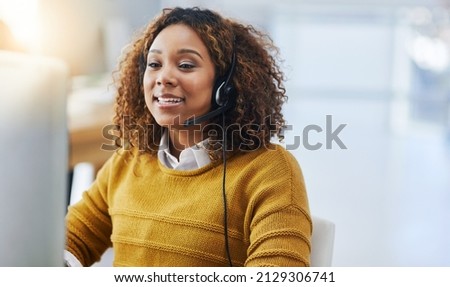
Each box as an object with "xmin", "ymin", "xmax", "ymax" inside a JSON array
[
  {"xmin": 232, "ymin": 143, "xmax": 303, "ymax": 174},
  {"xmin": 232, "ymin": 143, "xmax": 308, "ymax": 210},
  {"xmin": 237, "ymin": 142, "xmax": 298, "ymax": 161}
]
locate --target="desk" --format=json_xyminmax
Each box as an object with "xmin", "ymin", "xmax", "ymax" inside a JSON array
[{"xmin": 68, "ymin": 75, "xmax": 116, "ymax": 171}]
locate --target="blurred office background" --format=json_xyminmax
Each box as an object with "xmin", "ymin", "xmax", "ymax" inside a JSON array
[{"xmin": 1, "ymin": 0, "xmax": 449, "ymax": 266}]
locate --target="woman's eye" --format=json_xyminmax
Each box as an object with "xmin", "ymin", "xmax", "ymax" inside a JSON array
[
  {"xmin": 147, "ymin": 62, "xmax": 160, "ymax": 68},
  {"xmin": 179, "ymin": 63, "xmax": 195, "ymax": 70}
]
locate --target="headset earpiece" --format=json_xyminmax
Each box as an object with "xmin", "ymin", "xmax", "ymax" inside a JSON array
[
  {"xmin": 215, "ymin": 81, "xmax": 236, "ymax": 107},
  {"xmin": 214, "ymin": 47, "xmax": 237, "ymax": 107},
  {"xmin": 215, "ymin": 81, "xmax": 227, "ymax": 106}
]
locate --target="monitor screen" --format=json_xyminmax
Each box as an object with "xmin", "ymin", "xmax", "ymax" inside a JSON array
[{"xmin": 0, "ymin": 51, "xmax": 69, "ymax": 266}]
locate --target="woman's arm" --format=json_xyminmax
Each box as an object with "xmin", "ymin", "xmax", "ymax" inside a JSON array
[
  {"xmin": 243, "ymin": 147, "xmax": 312, "ymax": 267},
  {"xmin": 65, "ymin": 155, "xmax": 115, "ymax": 266}
]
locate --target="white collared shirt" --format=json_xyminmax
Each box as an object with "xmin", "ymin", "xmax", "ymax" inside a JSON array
[{"xmin": 157, "ymin": 129, "xmax": 211, "ymax": 170}]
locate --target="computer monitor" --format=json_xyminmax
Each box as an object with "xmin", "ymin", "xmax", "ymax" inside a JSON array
[{"xmin": 0, "ymin": 51, "xmax": 69, "ymax": 266}]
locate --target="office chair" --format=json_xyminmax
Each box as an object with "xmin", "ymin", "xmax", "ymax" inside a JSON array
[{"xmin": 310, "ymin": 216, "xmax": 336, "ymax": 267}]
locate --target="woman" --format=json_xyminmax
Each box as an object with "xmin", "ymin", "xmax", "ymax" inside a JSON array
[{"xmin": 65, "ymin": 7, "xmax": 312, "ymax": 267}]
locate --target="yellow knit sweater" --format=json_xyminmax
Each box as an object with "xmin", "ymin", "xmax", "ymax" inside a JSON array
[{"xmin": 66, "ymin": 144, "xmax": 312, "ymax": 267}]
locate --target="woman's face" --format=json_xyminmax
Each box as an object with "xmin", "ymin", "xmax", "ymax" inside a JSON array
[{"xmin": 143, "ymin": 24, "xmax": 216, "ymax": 128}]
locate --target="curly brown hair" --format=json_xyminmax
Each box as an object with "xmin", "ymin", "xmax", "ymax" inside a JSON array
[{"xmin": 113, "ymin": 7, "xmax": 287, "ymax": 160}]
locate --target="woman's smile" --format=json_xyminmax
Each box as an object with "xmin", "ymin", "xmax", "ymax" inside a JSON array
[{"xmin": 153, "ymin": 93, "xmax": 185, "ymax": 108}]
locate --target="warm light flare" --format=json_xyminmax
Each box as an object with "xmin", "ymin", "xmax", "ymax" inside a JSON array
[{"xmin": 0, "ymin": 0, "xmax": 41, "ymax": 51}]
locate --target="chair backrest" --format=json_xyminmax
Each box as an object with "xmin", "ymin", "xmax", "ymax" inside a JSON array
[{"xmin": 310, "ymin": 216, "xmax": 336, "ymax": 267}]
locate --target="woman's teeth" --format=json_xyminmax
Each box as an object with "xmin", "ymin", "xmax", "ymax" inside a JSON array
[{"xmin": 157, "ymin": 98, "xmax": 183, "ymax": 103}]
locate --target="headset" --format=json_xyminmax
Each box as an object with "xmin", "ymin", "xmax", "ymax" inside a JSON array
[
  {"xmin": 183, "ymin": 44, "xmax": 237, "ymax": 267},
  {"xmin": 183, "ymin": 47, "xmax": 236, "ymax": 127}
]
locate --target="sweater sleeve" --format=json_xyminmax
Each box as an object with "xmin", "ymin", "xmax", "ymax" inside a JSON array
[
  {"xmin": 244, "ymin": 148, "xmax": 312, "ymax": 267},
  {"xmin": 65, "ymin": 154, "xmax": 115, "ymax": 266}
]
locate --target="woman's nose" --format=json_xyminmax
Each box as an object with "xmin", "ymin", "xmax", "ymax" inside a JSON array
[{"xmin": 156, "ymin": 66, "xmax": 177, "ymax": 86}]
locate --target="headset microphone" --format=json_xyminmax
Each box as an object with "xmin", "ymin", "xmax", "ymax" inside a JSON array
[{"xmin": 183, "ymin": 105, "xmax": 229, "ymax": 126}]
